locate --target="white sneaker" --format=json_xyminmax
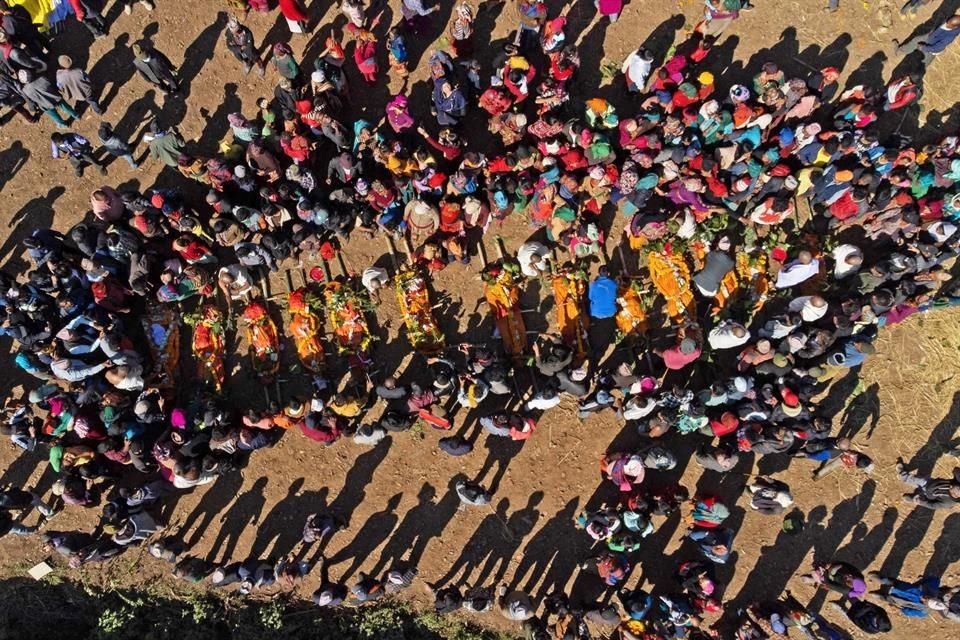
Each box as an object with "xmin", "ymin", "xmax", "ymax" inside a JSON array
[
  {"xmin": 140, "ymin": 0, "xmax": 154, "ymax": 10},
  {"xmin": 124, "ymin": 3, "xmax": 131, "ymax": 14}
]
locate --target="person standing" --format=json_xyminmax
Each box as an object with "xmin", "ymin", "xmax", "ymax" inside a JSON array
[
  {"xmin": 19, "ymin": 70, "xmax": 79, "ymax": 128},
  {"xmin": 65, "ymin": 0, "xmax": 106, "ymax": 38},
  {"xmin": 400, "ymin": 0, "xmax": 440, "ymax": 33},
  {"xmin": 0, "ymin": 31, "xmax": 47, "ymax": 77},
  {"xmin": 596, "ymin": 0, "xmax": 623, "ymax": 22},
  {"xmin": 50, "ymin": 131, "xmax": 107, "ymax": 177},
  {"xmin": 269, "ymin": 42, "xmax": 300, "ymax": 84},
  {"xmin": 56, "ymin": 55, "xmax": 103, "ymax": 115},
  {"xmin": 699, "ymin": 0, "xmax": 741, "ymax": 38},
  {"xmin": 622, "ymin": 47, "xmax": 653, "ymax": 93},
  {"xmin": 894, "ymin": 12, "xmax": 960, "ymax": 65},
  {"xmin": 121, "ymin": 0, "xmax": 155, "ymax": 14},
  {"xmin": 515, "ymin": 0, "xmax": 547, "ymax": 48},
  {"xmin": 143, "ymin": 120, "xmax": 185, "ymax": 167},
  {"xmin": 431, "ymin": 78, "xmax": 467, "ymax": 126},
  {"xmin": 224, "ymin": 16, "xmax": 265, "ymax": 77},
  {"xmin": 278, "ymin": 0, "xmax": 310, "ymax": 35},
  {"xmin": 0, "ymin": 3, "xmax": 49, "ymax": 58},
  {"xmin": 97, "ymin": 122, "xmax": 139, "ymax": 169},
  {"xmin": 131, "ymin": 43, "xmax": 179, "ymax": 95},
  {"xmin": 589, "ymin": 267, "xmax": 617, "ymax": 319}
]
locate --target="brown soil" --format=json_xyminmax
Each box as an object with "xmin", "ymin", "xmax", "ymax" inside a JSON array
[{"xmin": 2, "ymin": 1, "xmax": 960, "ymax": 638}]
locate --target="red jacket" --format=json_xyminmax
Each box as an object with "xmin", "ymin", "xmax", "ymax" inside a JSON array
[{"xmin": 278, "ymin": 0, "xmax": 308, "ymax": 21}]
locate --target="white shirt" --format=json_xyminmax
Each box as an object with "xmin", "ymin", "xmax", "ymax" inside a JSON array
[
  {"xmin": 525, "ymin": 394, "xmax": 561, "ymax": 411},
  {"xmin": 832, "ymin": 244, "xmax": 862, "ymax": 279},
  {"xmin": 775, "ymin": 259, "xmax": 820, "ymax": 289},
  {"xmin": 622, "ymin": 51, "xmax": 652, "ymax": 89},
  {"xmin": 218, "ymin": 265, "xmax": 252, "ymax": 300},
  {"xmin": 622, "ymin": 397, "xmax": 656, "ymax": 420},
  {"xmin": 788, "ymin": 296, "xmax": 828, "ymax": 322},
  {"xmin": 361, "ymin": 267, "xmax": 389, "ymax": 293},
  {"xmin": 517, "ymin": 242, "xmax": 549, "ymax": 278},
  {"xmin": 708, "ymin": 322, "xmax": 751, "ymax": 350}
]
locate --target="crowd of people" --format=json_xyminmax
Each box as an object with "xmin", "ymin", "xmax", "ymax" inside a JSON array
[{"xmin": 3, "ymin": 0, "xmax": 960, "ymax": 638}]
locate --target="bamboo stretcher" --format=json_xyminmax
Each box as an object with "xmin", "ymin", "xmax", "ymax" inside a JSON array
[
  {"xmin": 387, "ymin": 235, "xmax": 445, "ymax": 357},
  {"xmin": 190, "ymin": 304, "xmax": 226, "ymax": 392}
]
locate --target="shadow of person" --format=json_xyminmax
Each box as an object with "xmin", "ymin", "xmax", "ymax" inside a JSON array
[
  {"xmin": 249, "ymin": 479, "xmax": 330, "ymax": 559},
  {"xmin": 205, "ymin": 476, "xmax": 269, "ymax": 563},
  {"xmin": 805, "ymin": 479, "xmax": 879, "ymax": 614},
  {"xmin": 744, "ymin": 26, "xmax": 802, "ymax": 83},
  {"xmin": 432, "ymin": 496, "xmax": 511, "ymax": 588},
  {"xmin": 0, "ymin": 447, "xmax": 47, "ymax": 491},
  {"xmin": 89, "ymin": 33, "xmax": 135, "ymax": 112},
  {"xmin": 472, "ymin": 490, "xmax": 543, "ymax": 587},
  {"xmin": 402, "ymin": 0, "xmax": 456, "ymax": 75},
  {"xmin": 507, "ymin": 496, "xmax": 581, "ymax": 598},
  {"xmin": 179, "ymin": 471, "xmax": 245, "ymax": 548},
  {"xmin": 0, "ymin": 186, "xmax": 64, "ymax": 273},
  {"xmin": 842, "ymin": 51, "xmax": 887, "ymax": 94},
  {"xmin": 327, "ymin": 492, "xmax": 402, "ymax": 582},
  {"xmin": 924, "ymin": 511, "xmax": 960, "ymax": 577},
  {"xmin": 833, "ymin": 506, "xmax": 898, "ymax": 568},
  {"xmin": 195, "ymin": 83, "xmax": 242, "ymax": 152},
  {"xmin": 325, "ymin": 437, "xmax": 392, "ymax": 526},
  {"xmin": 113, "ymin": 89, "xmax": 159, "ymax": 144},
  {"xmin": 814, "ymin": 32, "xmax": 853, "ymax": 75},
  {"xmin": 0, "ymin": 141, "xmax": 29, "ymax": 195},
  {"xmin": 836, "ymin": 383, "xmax": 880, "ymax": 440},
  {"xmin": 471, "ymin": 433, "xmax": 526, "ymax": 495},
  {"xmin": 367, "ymin": 480, "xmax": 462, "ymax": 576},
  {"xmin": 918, "ymin": 107, "xmax": 960, "ymax": 144},
  {"xmin": 731, "ymin": 505, "xmax": 828, "ymax": 607},
  {"xmin": 142, "ymin": 20, "xmax": 160, "ymax": 44},
  {"xmin": 878, "ymin": 393, "xmax": 960, "ymax": 580},
  {"xmin": 155, "ymin": 13, "xmax": 229, "ymax": 127}
]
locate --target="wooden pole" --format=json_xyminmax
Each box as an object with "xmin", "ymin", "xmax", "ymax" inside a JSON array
[
  {"xmin": 476, "ymin": 240, "xmax": 488, "ymax": 268},
  {"xmin": 402, "ymin": 235, "xmax": 415, "ymax": 267},
  {"xmin": 385, "ymin": 235, "xmax": 399, "ymax": 271}
]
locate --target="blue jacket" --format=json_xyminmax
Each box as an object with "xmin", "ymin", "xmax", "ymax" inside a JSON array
[{"xmin": 589, "ymin": 275, "xmax": 618, "ymax": 319}]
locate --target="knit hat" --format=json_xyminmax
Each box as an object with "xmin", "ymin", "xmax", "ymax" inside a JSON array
[
  {"xmin": 698, "ymin": 71, "xmax": 714, "ymax": 85},
  {"xmin": 58, "ymin": 55, "xmax": 73, "ymax": 68}
]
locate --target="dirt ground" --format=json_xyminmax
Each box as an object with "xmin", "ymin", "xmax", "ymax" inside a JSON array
[{"xmin": 2, "ymin": 0, "xmax": 960, "ymax": 637}]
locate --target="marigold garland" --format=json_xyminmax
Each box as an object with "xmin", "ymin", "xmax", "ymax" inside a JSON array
[
  {"xmin": 395, "ymin": 267, "xmax": 445, "ymax": 356},
  {"xmin": 647, "ymin": 250, "xmax": 695, "ymax": 323},
  {"xmin": 482, "ymin": 260, "xmax": 528, "ymax": 359},
  {"xmin": 323, "ymin": 281, "xmax": 376, "ymax": 356},
  {"xmin": 552, "ymin": 267, "xmax": 589, "ymax": 359}
]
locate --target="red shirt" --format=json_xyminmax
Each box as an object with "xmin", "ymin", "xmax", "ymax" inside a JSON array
[{"xmin": 662, "ymin": 345, "xmax": 701, "ymax": 370}]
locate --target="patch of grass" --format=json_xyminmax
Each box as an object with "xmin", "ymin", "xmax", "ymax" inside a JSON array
[{"xmin": 0, "ymin": 577, "xmax": 520, "ymax": 640}]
